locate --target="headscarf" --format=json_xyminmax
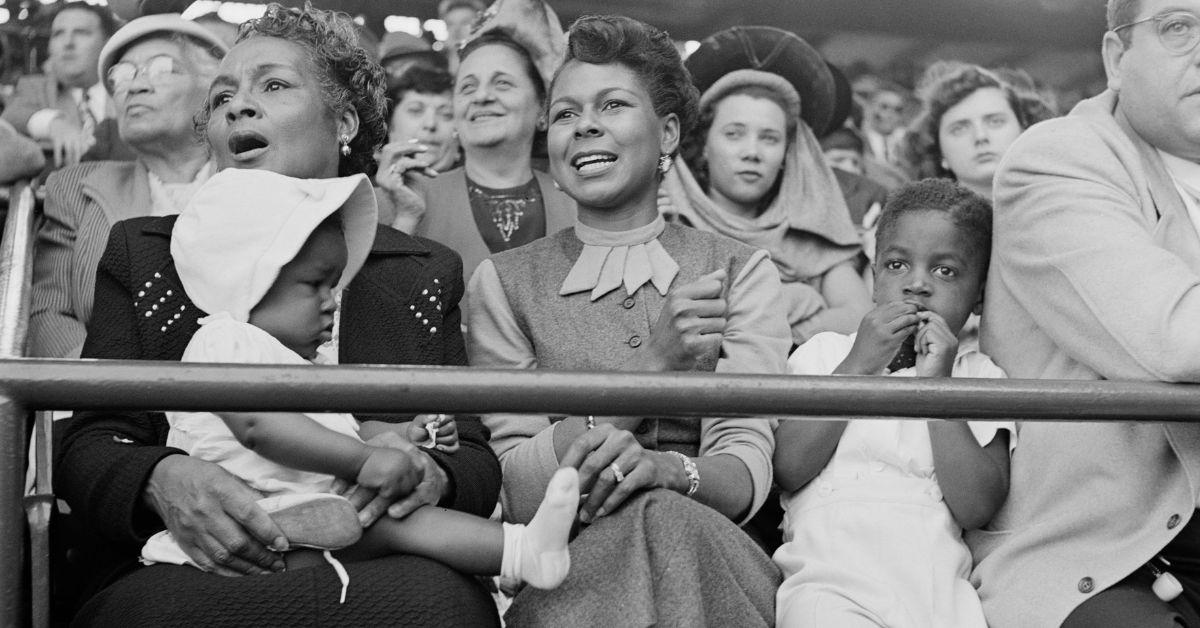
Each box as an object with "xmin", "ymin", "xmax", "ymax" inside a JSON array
[
  {"xmin": 662, "ymin": 69, "xmax": 862, "ymax": 285},
  {"xmin": 172, "ymin": 168, "xmax": 378, "ymax": 323}
]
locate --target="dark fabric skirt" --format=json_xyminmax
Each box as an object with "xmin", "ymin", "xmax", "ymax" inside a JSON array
[
  {"xmin": 505, "ymin": 489, "xmax": 781, "ymax": 627},
  {"xmin": 71, "ymin": 554, "xmax": 499, "ymax": 627}
]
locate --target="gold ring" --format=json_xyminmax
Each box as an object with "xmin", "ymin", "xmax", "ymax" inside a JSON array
[{"xmin": 610, "ymin": 462, "xmax": 625, "ymax": 483}]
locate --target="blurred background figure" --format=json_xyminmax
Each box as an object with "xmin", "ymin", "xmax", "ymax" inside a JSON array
[
  {"xmin": 3, "ymin": 2, "xmax": 127, "ymax": 168},
  {"xmin": 376, "ymin": 64, "xmax": 459, "ymax": 232},
  {"xmin": 378, "ymin": 30, "xmax": 447, "ymax": 80},
  {"xmin": 908, "ymin": 61, "xmax": 1055, "ymax": 199},
  {"xmin": 439, "ymin": 0, "xmax": 487, "ymax": 73}
]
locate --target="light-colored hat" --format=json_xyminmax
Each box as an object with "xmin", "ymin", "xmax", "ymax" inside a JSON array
[
  {"xmin": 464, "ymin": 0, "xmax": 564, "ymax": 89},
  {"xmin": 98, "ymin": 14, "xmax": 229, "ymax": 95},
  {"xmin": 171, "ymin": 169, "xmax": 379, "ymax": 322}
]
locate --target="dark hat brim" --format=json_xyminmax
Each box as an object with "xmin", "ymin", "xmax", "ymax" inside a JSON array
[
  {"xmin": 823, "ymin": 61, "xmax": 853, "ymax": 136},
  {"xmin": 686, "ymin": 26, "xmax": 836, "ymax": 134}
]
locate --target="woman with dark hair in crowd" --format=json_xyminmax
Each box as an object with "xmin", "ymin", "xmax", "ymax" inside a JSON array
[
  {"xmin": 660, "ymin": 27, "xmax": 870, "ymax": 345},
  {"xmin": 413, "ymin": 1, "xmax": 575, "ymax": 285},
  {"xmin": 908, "ymin": 61, "xmax": 1054, "ymax": 199},
  {"xmin": 375, "ymin": 64, "xmax": 460, "ymax": 233},
  {"xmin": 468, "ymin": 14, "xmax": 790, "ymax": 626},
  {"xmin": 55, "ymin": 5, "xmax": 503, "ymax": 625}
]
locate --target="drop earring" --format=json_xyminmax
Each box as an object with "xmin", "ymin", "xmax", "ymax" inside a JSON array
[
  {"xmin": 339, "ymin": 135, "xmax": 352, "ymax": 157},
  {"xmin": 658, "ymin": 154, "xmax": 673, "ymax": 174}
]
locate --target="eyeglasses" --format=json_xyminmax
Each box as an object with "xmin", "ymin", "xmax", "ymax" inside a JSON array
[
  {"xmin": 1112, "ymin": 11, "xmax": 1200, "ymax": 55},
  {"xmin": 107, "ymin": 54, "xmax": 182, "ymax": 95}
]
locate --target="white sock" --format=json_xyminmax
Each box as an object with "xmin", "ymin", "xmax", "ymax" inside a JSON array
[{"xmin": 500, "ymin": 467, "xmax": 579, "ymax": 589}]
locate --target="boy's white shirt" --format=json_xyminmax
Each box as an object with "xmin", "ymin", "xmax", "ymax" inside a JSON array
[{"xmin": 786, "ymin": 331, "xmax": 1016, "ymax": 453}]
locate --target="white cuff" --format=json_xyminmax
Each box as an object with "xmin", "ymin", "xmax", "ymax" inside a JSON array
[{"xmin": 27, "ymin": 109, "xmax": 63, "ymax": 140}]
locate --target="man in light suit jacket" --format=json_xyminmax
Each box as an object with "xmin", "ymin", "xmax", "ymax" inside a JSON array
[{"xmin": 971, "ymin": 0, "xmax": 1200, "ymax": 626}]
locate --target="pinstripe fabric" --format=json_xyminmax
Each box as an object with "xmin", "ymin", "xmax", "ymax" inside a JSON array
[{"xmin": 30, "ymin": 161, "xmax": 153, "ymax": 358}]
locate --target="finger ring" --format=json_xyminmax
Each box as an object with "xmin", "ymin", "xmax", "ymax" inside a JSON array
[{"xmin": 610, "ymin": 462, "xmax": 625, "ymax": 483}]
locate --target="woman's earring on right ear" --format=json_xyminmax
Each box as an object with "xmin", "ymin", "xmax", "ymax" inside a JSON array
[
  {"xmin": 658, "ymin": 154, "xmax": 673, "ymax": 174},
  {"xmin": 339, "ymin": 135, "xmax": 352, "ymax": 157}
]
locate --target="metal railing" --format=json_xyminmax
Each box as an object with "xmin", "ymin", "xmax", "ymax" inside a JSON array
[
  {"xmin": 3, "ymin": 178, "xmax": 1200, "ymax": 625},
  {"xmin": 0, "ymin": 180, "xmax": 39, "ymax": 628}
]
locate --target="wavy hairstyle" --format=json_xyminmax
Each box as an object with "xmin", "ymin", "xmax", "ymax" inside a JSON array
[
  {"xmin": 554, "ymin": 15, "xmax": 699, "ymax": 144},
  {"xmin": 195, "ymin": 3, "xmax": 388, "ymax": 177},
  {"xmin": 907, "ymin": 61, "xmax": 1051, "ymax": 181}
]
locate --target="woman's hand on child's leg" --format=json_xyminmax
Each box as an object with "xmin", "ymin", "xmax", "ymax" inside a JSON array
[
  {"xmin": 145, "ymin": 455, "xmax": 288, "ymax": 576},
  {"xmin": 837, "ymin": 301, "xmax": 921, "ymax": 375}
]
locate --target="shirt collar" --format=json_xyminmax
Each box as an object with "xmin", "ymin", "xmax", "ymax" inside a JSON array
[{"xmin": 560, "ymin": 215, "xmax": 679, "ymax": 300}]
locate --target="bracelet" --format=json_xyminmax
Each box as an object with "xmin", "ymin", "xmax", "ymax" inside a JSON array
[{"xmin": 665, "ymin": 451, "xmax": 699, "ymax": 497}]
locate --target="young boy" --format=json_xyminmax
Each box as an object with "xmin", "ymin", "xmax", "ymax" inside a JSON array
[
  {"xmin": 772, "ymin": 178, "xmax": 1013, "ymax": 627},
  {"xmin": 142, "ymin": 168, "xmax": 578, "ymax": 601}
]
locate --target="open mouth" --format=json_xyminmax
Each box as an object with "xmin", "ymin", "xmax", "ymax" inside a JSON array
[
  {"xmin": 571, "ymin": 152, "xmax": 617, "ymax": 175},
  {"xmin": 227, "ymin": 131, "xmax": 269, "ymax": 158}
]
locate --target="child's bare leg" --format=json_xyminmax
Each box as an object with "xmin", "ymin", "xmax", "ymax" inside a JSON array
[{"xmin": 335, "ymin": 467, "xmax": 580, "ymax": 589}]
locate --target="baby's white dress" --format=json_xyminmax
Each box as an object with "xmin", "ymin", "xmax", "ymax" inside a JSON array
[
  {"xmin": 774, "ymin": 332, "xmax": 1014, "ymax": 628},
  {"xmin": 140, "ymin": 314, "xmax": 360, "ymax": 565}
]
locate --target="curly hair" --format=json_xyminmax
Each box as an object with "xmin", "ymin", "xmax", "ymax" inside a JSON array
[
  {"xmin": 194, "ymin": 3, "xmax": 388, "ymax": 177},
  {"xmin": 679, "ymin": 83, "xmax": 794, "ymax": 196},
  {"xmin": 875, "ymin": 178, "xmax": 992, "ymax": 276},
  {"xmin": 907, "ymin": 61, "xmax": 1042, "ymax": 181},
  {"xmin": 554, "ymin": 15, "xmax": 699, "ymax": 142}
]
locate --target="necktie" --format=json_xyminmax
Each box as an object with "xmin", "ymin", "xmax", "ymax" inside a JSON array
[{"xmin": 78, "ymin": 89, "xmax": 96, "ymax": 137}]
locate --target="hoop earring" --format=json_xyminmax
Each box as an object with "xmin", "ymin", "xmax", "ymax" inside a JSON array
[
  {"xmin": 658, "ymin": 154, "xmax": 673, "ymax": 174},
  {"xmin": 339, "ymin": 135, "xmax": 352, "ymax": 157}
]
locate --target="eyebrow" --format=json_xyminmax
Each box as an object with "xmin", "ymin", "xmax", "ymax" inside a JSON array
[
  {"xmin": 209, "ymin": 63, "xmax": 296, "ymax": 91},
  {"xmin": 550, "ymin": 86, "xmax": 635, "ymax": 108}
]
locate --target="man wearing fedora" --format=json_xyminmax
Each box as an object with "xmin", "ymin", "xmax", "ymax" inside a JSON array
[{"xmin": 971, "ymin": 0, "xmax": 1200, "ymax": 625}]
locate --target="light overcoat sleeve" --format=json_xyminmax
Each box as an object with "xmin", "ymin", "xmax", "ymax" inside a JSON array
[{"xmin": 990, "ymin": 115, "xmax": 1200, "ymax": 382}]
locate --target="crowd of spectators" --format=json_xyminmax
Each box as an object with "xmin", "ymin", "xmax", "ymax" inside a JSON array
[{"xmin": 9, "ymin": 0, "xmax": 1200, "ymax": 626}]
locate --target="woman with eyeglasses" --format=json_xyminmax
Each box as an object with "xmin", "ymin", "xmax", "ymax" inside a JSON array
[{"xmin": 30, "ymin": 14, "xmax": 227, "ymax": 359}]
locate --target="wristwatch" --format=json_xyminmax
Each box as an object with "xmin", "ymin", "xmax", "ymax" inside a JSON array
[{"xmin": 666, "ymin": 451, "xmax": 699, "ymax": 497}]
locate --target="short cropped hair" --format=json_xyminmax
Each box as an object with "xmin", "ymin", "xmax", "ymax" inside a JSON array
[
  {"xmin": 386, "ymin": 65, "xmax": 453, "ymax": 121},
  {"xmin": 53, "ymin": 2, "xmax": 118, "ymax": 39},
  {"xmin": 555, "ymin": 15, "xmax": 699, "ymax": 140},
  {"xmin": 196, "ymin": 3, "xmax": 388, "ymax": 177},
  {"xmin": 875, "ymin": 178, "xmax": 993, "ymax": 276}
]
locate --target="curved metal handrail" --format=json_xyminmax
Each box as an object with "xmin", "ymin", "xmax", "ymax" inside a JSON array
[{"xmin": 0, "ymin": 181, "xmax": 35, "ymax": 358}]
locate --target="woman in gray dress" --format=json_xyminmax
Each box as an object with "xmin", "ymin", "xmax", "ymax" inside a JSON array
[{"xmin": 467, "ymin": 14, "xmax": 791, "ymax": 627}]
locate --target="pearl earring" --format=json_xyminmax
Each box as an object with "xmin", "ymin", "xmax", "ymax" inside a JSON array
[
  {"xmin": 339, "ymin": 135, "xmax": 352, "ymax": 157},
  {"xmin": 658, "ymin": 154, "xmax": 673, "ymax": 174}
]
